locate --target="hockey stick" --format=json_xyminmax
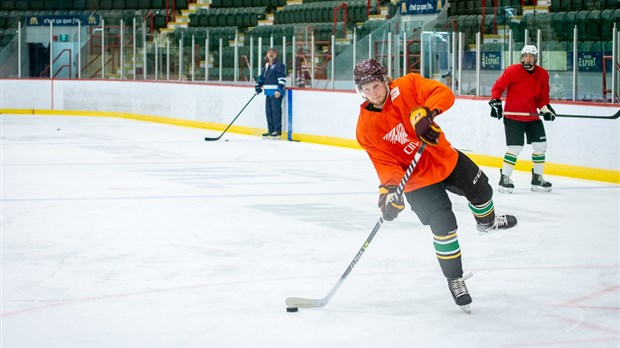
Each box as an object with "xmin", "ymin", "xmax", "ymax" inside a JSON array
[
  {"xmin": 204, "ymin": 92, "xmax": 259, "ymax": 141},
  {"xmin": 285, "ymin": 143, "xmax": 427, "ymax": 309},
  {"xmin": 504, "ymin": 109, "xmax": 619, "ymax": 120}
]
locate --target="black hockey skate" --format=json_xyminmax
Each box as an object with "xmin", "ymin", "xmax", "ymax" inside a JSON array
[
  {"xmin": 531, "ymin": 169, "xmax": 552, "ymax": 192},
  {"xmin": 476, "ymin": 214, "xmax": 517, "ymax": 234},
  {"xmin": 447, "ymin": 274, "xmax": 473, "ymax": 314},
  {"xmin": 498, "ymin": 169, "xmax": 514, "ymax": 194}
]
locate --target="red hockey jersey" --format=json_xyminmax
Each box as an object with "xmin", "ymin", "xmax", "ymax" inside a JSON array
[{"xmin": 491, "ymin": 64, "xmax": 551, "ymax": 122}]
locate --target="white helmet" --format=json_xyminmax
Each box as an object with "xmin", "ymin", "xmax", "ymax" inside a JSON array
[{"xmin": 521, "ymin": 45, "xmax": 538, "ymax": 57}]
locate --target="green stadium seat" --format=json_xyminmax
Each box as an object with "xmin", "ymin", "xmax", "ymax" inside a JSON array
[
  {"xmin": 0, "ymin": 2, "xmax": 15, "ymax": 11},
  {"xmin": 176, "ymin": 0, "xmax": 189, "ymax": 9},
  {"xmin": 549, "ymin": 41, "xmax": 570, "ymax": 52},
  {"xmin": 577, "ymin": 41, "xmax": 595, "ymax": 53},
  {"xmin": 99, "ymin": 0, "xmax": 113, "ymax": 10},
  {"xmin": 106, "ymin": 9, "xmax": 123, "ymax": 25},
  {"xmin": 508, "ymin": 21, "xmax": 525, "ymax": 41},
  {"xmin": 87, "ymin": 0, "xmax": 100, "ymax": 10},
  {"xmin": 603, "ymin": 40, "xmax": 613, "ymax": 53},
  {"xmin": 154, "ymin": 9, "xmax": 167, "ymax": 28},
  {"xmin": 551, "ymin": 12, "xmax": 566, "ymax": 40},
  {"xmin": 152, "ymin": 0, "xmax": 165, "ymax": 9},
  {"xmin": 74, "ymin": 0, "xmax": 87, "ymax": 9},
  {"xmin": 217, "ymin": 8, "xmax": 227, "ymax": 26},
  {"xmin": 197, "ymin": 9, "xmax": 209, "ymax": 26},
  {"xmin": 7, "ymin": 10, "xmax": 23, "ymax": 28},
  {"xmin": 239, "ymin": 8, "xmax": 252, "ymax": 27},
  {"xmin": 56, "ymin": 0, "xmax": 70, "ymax": 10},
  {"xmin": 575, "ymin": 10, "xmax": 590, "ymax": 41},
  {"xmin": 125, "ymin": 0, "xmax": 139, "ymax": 9},
  {"xmin": 600, "ymin": 9, "xmax": 615, "ymax": 41},
  {"xmin": 134, "ymin": 9, "xmax": 148, "ymax": 22},
  {"xmin": 208, "ymin": 9, "xmax": 218, "ymax": 26},
  {"xmin": 28, "ymin": 1, "xmax": 44, "ymax": 10},
  {"xmin": 585, "ymin": 10, "xmax": 601, "ymax": 41},
  {"xmin": 564, "ymin": 11, "xmax": 577, "ymax": 39},
  {"xmin": 572, "ymin": 0, "xmax": 584, "ymax": 11},
  {"xmin": 112, "ymin": 0, "xmax": 126, "ymax": 10},
  {"xmin": 225, "ymin": 8, "xmax": 236, "ymax": 26},
  {"xmin": 43, "ymin": 0, "xmax": 58, "ymax": 10},
  {"xmin": 0, "ymin": 12, "xmax": 8, "ymax": 29},
  {"xmin": 15, "ymin": 1, "xmax": 29, "ymax": 11},
  {"xmin": 561, "ymin": 0, "xmax": 572, "ymax": 11}
]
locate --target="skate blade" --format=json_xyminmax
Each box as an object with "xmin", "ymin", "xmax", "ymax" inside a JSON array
[
  {"xmin": 531, "ymin": 185, "xmax": 552, "ymax": 192},
  {"xmin": 459, "ymin": 304, "xmax": 472, "ymax": 314},
  {"xmin": 498, "ymin": 187, "xmax": 513, "ymax": 194}
]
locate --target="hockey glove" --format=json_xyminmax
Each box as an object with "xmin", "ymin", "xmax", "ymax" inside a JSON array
[
  {"xmin": 410, "ymin": 106, "xmax": 442, "ymax": 146},
  {"xmin": 489, "ymin": 99, "xmax": 503, "ymax": 119},
  {"xmin": 255, "ymin": 75, "xmax": 264, "ymax": 94},
  {"xmin": 378, "ymin": 185, "xmax": 405, "ymax": 221},
  {"xmin": 540, "ymin": 104, "xmax": 556, "ymax": 121}
]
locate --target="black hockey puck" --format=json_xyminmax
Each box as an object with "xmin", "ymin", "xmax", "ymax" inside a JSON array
[{"xmin": 286, "ymin": 307, "xmax": 298, "ymax": 313}]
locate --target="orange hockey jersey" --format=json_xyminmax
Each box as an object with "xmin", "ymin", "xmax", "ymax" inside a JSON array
[{"xmin": 356, "ymin": 73, "xmax": 458, "ymax": 192}]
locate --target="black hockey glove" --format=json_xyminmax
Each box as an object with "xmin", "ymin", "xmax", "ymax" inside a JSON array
[
  {"xmin": 540, "ymin": 104, "xmax": 556, "ymax": 121},
  {"xmin": 255, "ymin": 75, "xmax": 264, "ymax": 94},
  {"xmin": 378, "ymin": 185, "xmax": 405, "ymax": 221},
  {"xmin": 489, "ymin": 99, "xmax": 503, "ymax": 119},
  {"xmin": 410, "ymin": 106, "xmax": 442, "ymax": 146}
]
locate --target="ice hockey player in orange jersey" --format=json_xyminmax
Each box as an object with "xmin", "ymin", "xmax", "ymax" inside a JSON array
[{"xmin": 354, "ymin": 59, "xmax": 517, "ymax": 313}]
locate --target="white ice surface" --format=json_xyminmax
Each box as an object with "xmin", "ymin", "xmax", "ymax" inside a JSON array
[{"xmin": 1, "ymin": 115, "xmax": 619, "ymax": 348}]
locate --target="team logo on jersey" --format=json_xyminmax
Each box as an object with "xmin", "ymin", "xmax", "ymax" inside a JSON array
[
  {"xmin": 390, "ymin": 86, "xmax": 401, "ymax": 101},
  {"xmin": 383, "ymin": 123, "xmax": 409, "ymax": 145}
]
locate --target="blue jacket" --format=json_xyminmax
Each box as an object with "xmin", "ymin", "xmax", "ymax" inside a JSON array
[{"xmin": 256, "ymin": 60, "xmax": 286, "ymax": 97}]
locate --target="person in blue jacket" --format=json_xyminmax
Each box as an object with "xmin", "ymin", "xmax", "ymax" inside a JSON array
[{"xmin": 255, "ymin": 47, "xmax": 286, "ymax": 137}]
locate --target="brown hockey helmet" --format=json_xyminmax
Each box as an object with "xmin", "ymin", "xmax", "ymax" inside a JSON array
[{"xmin": 353, "ymin": 59, "xmax": 386, "ymax": 87}]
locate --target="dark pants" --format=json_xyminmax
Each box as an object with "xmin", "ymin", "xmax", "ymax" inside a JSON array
[
  {"xmin": 265, "ymin": 95, "xmax": 283, "ymax": 133},
  {"xmin": 403, "ymin": 150, "xmax": 493, "ymax": 278},
  {"xmin": 404, "ymin": 151, "xmax": 493, "ymax": 227},
  {"xmin": 503, "ymin": 117, "xmax": 547, "ymax": 146}
]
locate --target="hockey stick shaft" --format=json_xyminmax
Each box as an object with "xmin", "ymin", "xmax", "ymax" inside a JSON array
[
  {"xmin": 285, "ymin": 143, "xmax": 427, "ymax": 309},
  {"xmin": 504, "ymin": 110, "xmax": 619, "ymax": 119},
  {"xmin": 204, "ymin": 92, "xmax": 259, "ymax": 141}
]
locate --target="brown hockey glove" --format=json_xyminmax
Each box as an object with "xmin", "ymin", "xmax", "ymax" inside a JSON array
[
  {"xmin": 378, "ymin": 185, "xmax": 405, "ymax": 221},
  {"xmin": 410, "ymin": 106, "xmax": 442, "ymax": 146}
]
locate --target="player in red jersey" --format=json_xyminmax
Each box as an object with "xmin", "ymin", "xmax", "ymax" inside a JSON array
[{"xmin": 489, "ymin": 45, "xmax": 556, "ymax": 193}]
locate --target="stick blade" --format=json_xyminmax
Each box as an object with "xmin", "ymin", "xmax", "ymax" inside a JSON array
[
  {"xmin": 204, "ymin": 137, "xmax": 221, "ymax": 141},
  {"xmin": 285, "ymin": 297, "xmax": 327, "ymax": 308}
]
